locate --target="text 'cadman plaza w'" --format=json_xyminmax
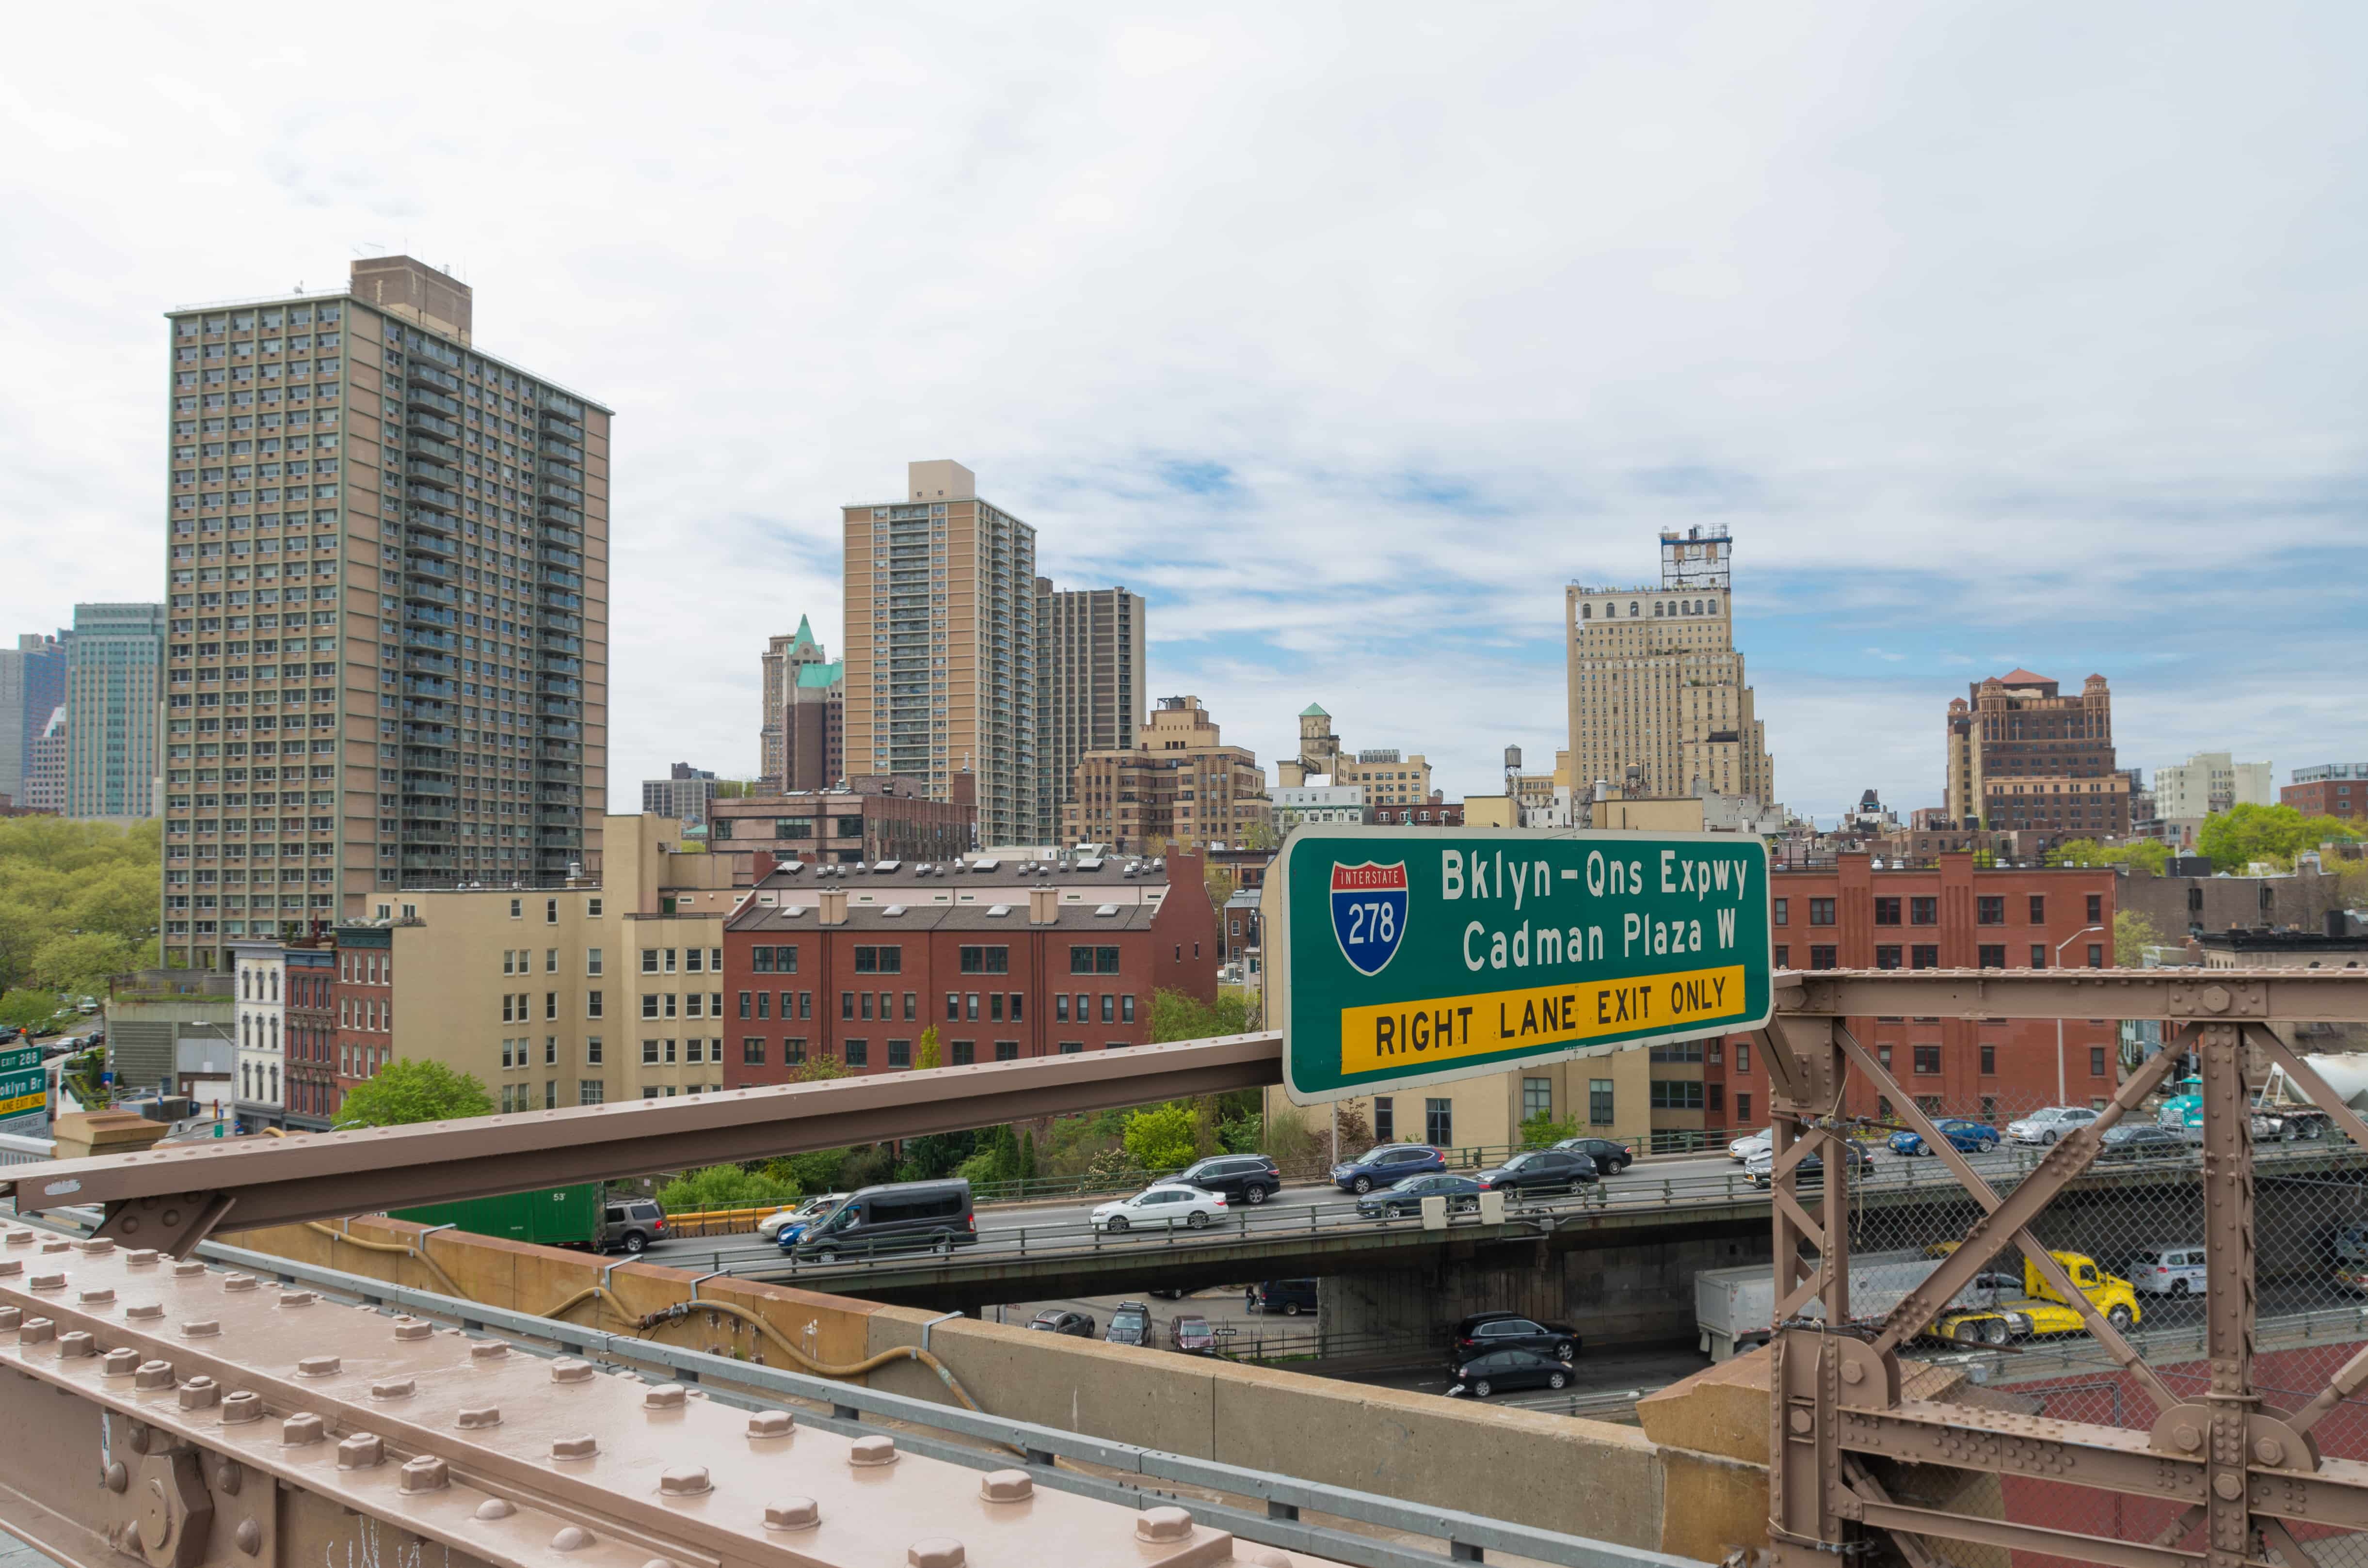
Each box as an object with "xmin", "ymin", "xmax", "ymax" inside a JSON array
[{"xmin": 1266, "ymin": 827, "xmax": 1775, "ymax": 1102}]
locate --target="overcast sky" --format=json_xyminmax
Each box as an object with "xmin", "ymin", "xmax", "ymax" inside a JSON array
[{"xmin": 6, "ymin": 2, "xmax": 2365, "ymax": 821}]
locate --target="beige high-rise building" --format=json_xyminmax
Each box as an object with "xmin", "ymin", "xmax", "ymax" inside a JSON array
[
  {"xmin": 1036, "ymin": 579, "xmax": 1145, "ymax": 843},
  {"xmin": 162, "ymin": 256, "xmax": 611, "ymax": 971},
  {"xmin": 1063, "ymin": 696, "xmax": 1270, "ymax": 854},
  {"xmin": 759, "ymin": 616, "xmax": 843, "ymax": 793},
  {"xmin": 1565, "ymin": 524, "xmax": 1774, "ymax": 804},
  {"xmin": 842, "ymin": 461, "xmax": 1038, "ymax": 847},
  {"xmin": 1276, "ymin": 705, "xmax": 1433, "ymax": 807}
]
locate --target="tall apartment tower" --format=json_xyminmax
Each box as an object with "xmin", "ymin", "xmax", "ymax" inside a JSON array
[
  {"xmin": 1565, "ymin": 526, "xmax": 1774, "ymax": 803},
  {"xmin": 63, "ymin": 603, "xmax": 165, "ymax": 822},
  {"xmin": 162, "ymin": 256, "xmax": 611, "ymax": 971},
  {"xmin": 842, "ymin": 461, "xmax": 1037, "ymax": 846},
  {"xmin": 1035, "ymin": 578, "xmax": 1145, "ymax": 842},
  {"xmin": 0, "ymin": 632, "xmax": 69, "ymax": 802},
  {"xmin": 24, "ymin": 706, "xmax": 67, "ymax": 813},
  {"xmin": 1944, "ymin": 670, "xmax": 2127, "ymax": 835},
  {"xmin": 759, "ymin": 615, "xmax": 844, "ymax": 792}
]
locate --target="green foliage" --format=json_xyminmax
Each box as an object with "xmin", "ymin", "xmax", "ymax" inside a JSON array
[
  {"xmin": 916, "ymin": 1025, "xmax": 941, "ymax": 1071},
  {"xmin": 1216, "ymin": 1110, "xmax": 1264, "ymax": 1154},
  {"xmin": 1123, "ymin": 1102, "xmax": 1200, "ymax": 1170},
  {"xmin": 792, "ymin": 1054, "xmax": 851, "ymax": 1082},
  {"xmin": 0, "ymin": 818, "xmax": 161, "ymax": 992},
  {"xmin": 838, "ymin": 1144, "xmax": 896, "ymax": 1190},
  {"xmin": 1260, "ymin": 1110, "xmax": 1320, "ymax": 1172},
  {"xmin": 656, "ymin": 1163, "xmax": 800, "ymax": 1212},
  {"xmin": 1519, "ymin": 1110, "xmax": 1581, "ymax": 1148},
  {"xmin": 1152, "ymin": 987, "xmax": 1256, "ymax": 1043},
  {"xmin": 774, "ymin": 1148, "xmax": 848, "ymax": 1193},
  {"xmin": 2198, "ymin": 804, "xmax": 2361, "ymax": 872},
  {"xmin": 895, "ymin": 1130, "xmax": 975, "ymax": 1183},
  {"xmin": 332, "ymin": 1060, "xmax": 494, "ymax": 1127},
  {"xmin": 2115, "ymin": 909, "xmax": 2164, "ymax": 964},
  {"xmin": 2046, "ymin": 838, "xmax": 2172, "ymax": 875},
  {"xmin": 0, "ymin": 990, "xmax": 58, "ymax": 1031},
  {"xmin": 1020, "ymin": 1132, "xmax": 1038, "ymax": 1182}
]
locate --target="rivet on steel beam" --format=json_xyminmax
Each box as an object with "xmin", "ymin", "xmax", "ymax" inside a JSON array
[
  {"xmin": 400, "ymin": 1456, "xmax": 449, "ymax": 1494},
  {"xmin": 371, "ymin": 1378, "xmax": 416, "ymax": 1401},
  {"xmin": 178, "ymin": 1378, "xmax": 219, "ymax": 1410},
  {"xmin": 908, "ymin": 1539, "xmax": 965, "ymax": 1568},
  {"xmin": 747, "ymin": 1410, "xmax": 794, "ymax": 1439},
  {"xmin": 849, "ymin": 1435, "xmax": 898, "ymax": 1467},
  {"xmin": 0, "ymin": 1307, "xmax": 17, "ymax": 1330},
  {"xmin": 136, "ymin": 1360, "xmax": 175, "ymax": 1391},
  {"xmin": 643, "ymin": 1384, "xmax": 686, "ymax": 1411},
  {"xmin": 29, "ymin": 1272, "xmax": 64, "ymax": 1292},
  {"xmin": 551, "ymin": 1435, "xmax": 598, "ymax": 1460},
  {"xmin": 658, "ymin": 1466, "xmax": 712, "ymax": 1497},
  {"xmin": 2214, "ymin": 1473, "xmax": 2245, "ymax": 1501},
  {"xmin": 173, "ymin": 1262, "xmax": 206, "ymax": 1279},
  {"xmin": 550, "ymin": 1358, "xmax": 595, "ymax": 1384},
  {"xmin": 979, "ymin": 1470, "xmax": 1032, "ymax": 1503},
  {"xmin": 1, "ymin": 1231, "xmax": 29, "ymax": 1247},
  {"xmin": 224, "ymin": 1275, "xmax": 257, "ymax": 1294},
  {"xmin": 101, "ymin": 1459, "xmax": 127, "ymax": 1492},
  {"xmin": 1136, "ymin": 1506, "xmax": 1194, "ymax": 1543},
  {"xmin": 469, "ymin": 1341, "xmax": 507, "ymax": 1362},
  {"xmin": 2257, "ymin": 1438, "xmax": 2288, "ymax": 1466},
  {"xmin": 1246, "ymin": 1552, "xmax": 1292, "ymax": 1568},
  {"xmin": 233, "ymin": 1520, "xmax": 262, "ymax": 1557},
  {"xmin": 41, "ymin": 1241, "xmax": 71, "ymax": 1254},
  {"xmin": 456, "ymin": 1406, "xmax": 501, "ymax": 1430},
  {"xmin": 550, "ymin": 1528, "xmax": 596, "ymax": 1553},
  {"xmin": 0, "ymin": 1261, "xmax": 20, "ymax": 1278},
  {"xmin": 126, "ymin": 1251, "xmax": 158, "ymax": 1268},
  {"xmin": 77, "ymin": 1240, "xmax": 114, "ymax": 1256},
  {"xmin": 764, "ymin": 1499, "xmax": 820, "ymax": 1532},
  {"xmin": 222, "ymin": 1391, "xmax": 264, "ymax": 1425},
  {"xmin": 214, "ymin": 1460, "xmax": 242, "ymax": 1496},
  {"xmin": 392, "ymin": 1318, "xmax": 432, "ymax": 1342},
  {"xmin": 337, "ymin": 1434, "xmax": 384, "ymax": 1471},
  {"xmin": 296, "ymin": 1356, "xmax": 341, "ymax": 1378},
  {"xmin": 57, "ymin": 1330, "xmax": 95, "ymax": 1359},
  {"xmin": 102, "ymin": 1347, "xmax": 141, "ymax": 1376},
  {"xmin": 278, "ymin": 1290, "xmax": 316, "ymax": 1309},
  {"xmin": 283, "ymin": 1413, "xmax": 327, "ymax": 1446},
  {"xmin": 182, "ymin": 1319, "xmax": 220, "ymax": 1339},
  {"xmin": 473, "ymin": 1499, "xmax": 515, "ymax": 1521},
  {"xmin": 127, "ymin": 1303, "xmax": 163, "ymax": 1322}
]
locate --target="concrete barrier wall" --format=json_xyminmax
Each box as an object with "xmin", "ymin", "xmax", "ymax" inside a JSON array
[{"xmin": 224, "ymin": 1215, "xmax": 1744, "ymax": 1557}]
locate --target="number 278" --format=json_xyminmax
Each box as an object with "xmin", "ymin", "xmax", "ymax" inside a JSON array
[{"xmin": 1345, "ymin": 902, "xmax": 1396, "ymax": 944}]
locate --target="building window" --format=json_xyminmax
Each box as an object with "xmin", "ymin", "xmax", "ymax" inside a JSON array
[
  {"xmin": 1425, "ymin": 1098, "xmax": 1454, "ymax": 1146},
  {"xmin": 1706, "ymin": 1083, "xmax": 1724, "ymax": 1112},
  {"xmin": 1978, "ymin": 897, "xmax": 2005, "ymax": 925},
  {"xmin": 1979, "ymin": 945, "xmax": 2005, "ymax": 969},
  {"xmin": 743, "ymin": 1038, "xmax": 765, "ymax": 1064},
  {"xmin": 2088, "ymin": 944, "xmax": 2104, "ymax": 969},
  {"xmin": 1911, "ymin": 945, "xmax": 1939, "ymax": 970},
  {"xmin": 844, "ymin": 1039, "xmax": 869, "ymax": 1067},
  {"xmin": 887, "ymin": 1039, "xmax": 911, "ymax": 1069},
  {"xmin": 1120, "ymin": 995, "xmax": 1135, "ymax": 1023},
  {"xmin": 1809, "ymin": 945, "xmax": 1837, "ymax": 970},
  {"xmin": 989, "ymin": 993, "xmax": 1003, "ymax": 1023},
  {"xmin": 1373, "ymin": 1096, "xmax": 1394, "ymax": 1141},
  {"xmin": 1100, "ymin": 994, "xmax": 1115, "ymax": 1022},
  {"xmin": 841, "ymin": 991, "xmax": 854, "ymax": 1020},
  {"xmin": 1875, "ymin": 945, "xmax": 1902, "ymax": 970},
  {"xmin": 1774, "ymin": 946, "xmax": 1790, "ymax": 968},
  {"xmin": 853, "ymin": 946, "xmax": 901, "ymax": 974},
  {"xmin": 1735, "ymin": 1092, "xmax": 1751, "ymax": 1125},
  {"xmin": 1910, "ymin": 898, "xmax": 1937, "ymax": 925},
  {"xmin": 1873, "ymin": 898, "xmax": 1901, "ymax": 926},
  {"xmin": 641, "ymin": 1040, "xmax": 658, "ymax": 1065},
  {"xmin": 1055, "ymin": 994, "xmax": 1068, "ymax": 1022},
  {"xmin": 950, "ymin": 1041, "xmax": 975, "ymax": 1065},
  {"xmin": 587, "ymin": 991, "xmax": 603, "ymax": 1019},
  {"xmin": 1980, "ymin": 1043, "xmax": 1996, "ymax": 1075},
  {"xmin": 960, "ymin": 946, "xmax": 1009, "ymax": 974},
  {"xmin": 1649, "ymin": 1080, "xmax": 1705, "ymax": 1110},
  {"xmin": 2031, "ymin": 945, "xmax": 2047, "ymax": 968},
  {"xmin": 784, "ymin": 1038, "xmax": 806, "ymax": 1064},
  {"xmin": 641, "ymin": 949, "xmax": 658, "ymax": 974},
  {"xmin": 2029, "ymin": 895, "xmax": 2046, "ymax": 924},
  {"xmin": 995, "ymin": 1042, "xmax": 1020, "ymax": 1061},
  {"xmin": 2087, "ymin": 894, "xmax": 2103, "ymax": 924},
  {"xmin": 1772, "ymin": 898, "xmax": 1789, "ymax": 927},
  {"xmin": 1913, "ymin": 1045, "xmax": 1941, "ymax": 1075},
  {"xmin": 1808, "ymin": 899, "xmax": 1835, "ymax": 926},
  {"xmin": 2091, "ymin": 1046, "xmax": 2108, "ymax": 1077},
  {"xmin": 1071, "ymin": 945, "xmax": 1122, "ymax": 975}
]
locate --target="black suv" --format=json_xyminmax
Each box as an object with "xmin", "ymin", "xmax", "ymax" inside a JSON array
[
  {"xmin": 1450, "ymin": 1312, "xmax": 1582, "ymax": 1366},
  {"xmin": 1173, "ymin": 1154, "xmax": 1283, "ymax": 1205},
  {"xmin": 1105, "ymin": 1301, "xmax": 1153, "ymax": 1346},
  {"xmin": 1472, "ymin": 1148, "xmax": 1598, "ymax": 1195},
  {"xmin": 1552, "ymin": 1136, "xmax": 1633, "ymax": 1174}
]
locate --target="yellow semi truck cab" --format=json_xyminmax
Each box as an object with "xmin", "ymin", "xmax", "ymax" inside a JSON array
[{"xmin": 1929, "ymin": 1251, "xmax": 2141, "ymax": 1346}]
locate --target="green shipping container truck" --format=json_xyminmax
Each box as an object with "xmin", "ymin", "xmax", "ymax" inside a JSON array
[{"xmin": 391, "ymin": 1183, "xmax": 605, "ymax": 1248}]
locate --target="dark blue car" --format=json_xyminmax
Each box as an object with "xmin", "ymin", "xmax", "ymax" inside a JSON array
[
  {"xmin": 1329, "ymin": 1143, "xmax": 1445, "ymax": 1194},
  {"xmin": 1888, "ymin": 1118, "xmax": 2000, "ymax": 1157}
]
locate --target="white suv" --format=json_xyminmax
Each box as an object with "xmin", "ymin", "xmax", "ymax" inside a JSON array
[{"xmin": 2007, "ymin": 1106, "xmax": 2098, "ymax": 1146}]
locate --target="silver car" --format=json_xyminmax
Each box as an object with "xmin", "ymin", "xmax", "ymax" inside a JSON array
[{"xmin": 2006, "ymin": 1106, "xmax": 2098, "ymax": 1146}]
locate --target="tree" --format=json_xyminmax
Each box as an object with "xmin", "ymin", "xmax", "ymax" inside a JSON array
[
  {"xmin": 791, "ymin": 1054, "xmax": 850, "ymax": 1082},
  {"xmin": 30, "ymin": 932, "xmax": 145, "ymax": 996},
  {"xmin": 0, "ymin": 990, "xmax": 57, "ymax": 1031},
  {"xmin": 2046, "ymin": 838, "xmax": 2171, "ymax": 875},
  {"xmin": 1020, "ymin": 1132, "xmax": 1039, "ymax": 1182},
  {"xmin": 2198, "ymin": 804, "xmax": 2361, "ymax": 872},
  {"xmin": 1123, "ymin": 1103, "xmax": 1200, "ymax": 1171},
  {"xmin": 657, "ymin": 1163, "xmax": 799, "ymax": 1211},
  {"xmin": 1152, "ymin": 987, "xmax": 1255, "ymax": 1043},
  {"xmin": 916, "ymin": 1025, "xmax": 941, "ymax": 1071},
  {"xmin": 1519, "ymin": 1110, "xmax": 1580, "ymax": 1148},
  {"xmin": 333, "ymin": 1061, "xmax": 495, "ymax": 1127},
  {"xmin": 2115, "ymin": 909, "xmax": 2164, "ymax": 964}
]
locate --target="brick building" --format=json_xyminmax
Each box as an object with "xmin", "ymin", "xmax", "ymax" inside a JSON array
[
  {"xmin": 721, "ymin": 854, "xmax": 1218, "ymax": 1083},
  {"xmin": 1944, "ymin": 670, "xmax": 2129, "ymax": 840},
  {"xmin": 2285, "ymin": 764, "xmax": 2367, "ymax": 823},
  {"xmin": 707, "ymin": 775, "xmax": 976, "ymax": 877},
  {"xmin": 332, "ymin": 924, "xmax": 394, "ymax": 1112},
  {"xmin": 283, "ymin": 941, "xmax": 337, "ymax": 1129},
  {"xmin": 1367, "ymin": 799, "xmax": 1465, "ymax": 826},
  {"xmin": 1061, "ymin": 696, "xmax": 1269, "ymax": 855},
  {"xmin": 1696, "ymin": 855, "xmax": 2118, "ymax": 1137}
]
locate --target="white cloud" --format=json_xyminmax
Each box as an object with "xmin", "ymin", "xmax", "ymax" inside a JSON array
[{"xmin": 1, "ymin": 0, "xmax": 2364, "ymax": 819}]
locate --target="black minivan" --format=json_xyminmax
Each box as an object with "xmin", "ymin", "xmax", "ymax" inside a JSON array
[{"xmin": 785, "ymin": 1179, "xmax": 977, "ymax": 1263}]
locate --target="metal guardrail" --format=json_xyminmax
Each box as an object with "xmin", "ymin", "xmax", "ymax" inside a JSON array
[{"xmin": 0, "ymin": 1134, "xmax": 54, "ymax": 1168}]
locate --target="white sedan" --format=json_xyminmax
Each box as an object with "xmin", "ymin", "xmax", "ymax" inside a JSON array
[
  {"xmin": 756, "ymin": 1194, "xmax": 847, "ymax": 1240},
  {"xmin": 1091, "ymin": 1185, "xmax": 1229, "ymax": 1233},
  {"xmin": 1728, "ymin": 1128, "xmax": 1772, "ymax": 1162}
]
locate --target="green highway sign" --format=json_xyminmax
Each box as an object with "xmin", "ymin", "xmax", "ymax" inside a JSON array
[
  {"xmin": 0, "ymin": 1045, "xmax": 43, "ymax": 1120},
  {"xmin": 1265, "ymin": 825, "xmax": 1774, "ymax": 1104}
]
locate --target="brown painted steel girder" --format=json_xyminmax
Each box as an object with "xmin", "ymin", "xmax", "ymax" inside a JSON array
[{"xmin": 1777, "ymin": 968, "xmax": 2368, "ymax": 1023}]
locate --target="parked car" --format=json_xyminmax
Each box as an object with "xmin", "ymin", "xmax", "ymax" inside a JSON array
[
  {"xmin": 1247, "ymin": 1279, "xmax": 1319, "ymax": 1316},
  {"xmin": 1447, "ymin": 1346, "xmax": 1573, "ymax": 1398},
  {"xmin": 2336, "ymin": 1221, "xmax": 2368, "ymax": 1268},
  {"xmin": 2097, "ymin": 1125, "xmax": 2185, "ymax": 1161},
  {"xmin": 1472, "ymin": 1149, "xmax": 1598, "ymax": 1195},
  {"xmin": 2008, "ymin": 1106, "xmax": 2100, "ymax": 1146},
  {"xmin": 1888, "ymin": 1119, "xmax": 2000, "ymax": 1157},
  {"xmin": 1355, "ymin": 1172, "xmax": 1483, "ymax": 1220},
  {"xmin": 1029, "ymin": 1308, "xmax": 1096, "ymax": 1337},
  {"xmin": 1551, "ymin": 1136, "xmax": 1634, "ymax": 1174},
  {"xmin": 1172, "ymin": 1154, "xmax": 1283, "ymax": 1206},
  {"xmin": 2124, "ymin": 1245, "xmax": 2207, "ymax": 1297},
  {"xmin": 1728, "ymin": 1128, "xmax": 1773, "ymax": 1162},
  {"xmin": 1105, "ymin": 1301, "xmax": 1153, "ymax": 1346},
  {"xmin": 1449, "ymin": 1312, "xmax": 1580, "ymax": 1366},
  {"xmin": 1168, "ymin": 1314, "xmax": 1217, "ymax": 1355},
  {"xmin": 760, "ymin": 1192, "xmax": 848, "ymax": 1242},
  {"xmin": 1744, "ymin": 1141, "xmax": 1874, "ymax": 1190},
  {"xmin": 784, "ymin": 1179, "xmax": 977, "ymax": 1262},
  {"xmin": 1329, "ymin": 1143, "xmax": 1447, "ymax": 1194},
  {"xmin": 599, "ymin": 1197, "xmax": 668, "ymax": 1254},
  {"xmin": 1091, "ymin": 1184, "xmax": 1228, "ymax": 1233}
]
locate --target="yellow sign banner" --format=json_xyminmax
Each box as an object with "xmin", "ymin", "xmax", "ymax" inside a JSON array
[
  {"xmin": 1339, "ymin": 965, "xmax": 1748, "ymax": 1076},
  {"xmin": 0, "ymin": 1092, "xmax": 45, "ymax": 1118}
]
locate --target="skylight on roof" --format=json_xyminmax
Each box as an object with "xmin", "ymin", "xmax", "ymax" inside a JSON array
[
  {"xmin": 987, "ymin": 904, "xmax": 1011, "ymax": 918},
  {"xmin": 874, "ymin": 860, "xmax": 902, "ymax": 873},
  {"xmin": 971, "ymin": 858, "xmax": 1000, "ymax": 871},
  {"xmin": 882, "ymin": 904, "xmax": 906, "ymax": 917},
  {"xmin": 1096, "ymin": 903, "xmax": 1120, "ymax": 917}
]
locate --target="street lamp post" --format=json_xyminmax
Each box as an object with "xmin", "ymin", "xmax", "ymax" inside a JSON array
[{"xmin": 2054, "ymin": 925, "xmax": 2106, "ymax": 1103}]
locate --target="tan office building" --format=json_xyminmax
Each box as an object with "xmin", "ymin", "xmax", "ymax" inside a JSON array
[
  {"xmin": 1565, "ymin": 524, "xmax": 1773, "ymax": 804},
  {"xmin": 1277, "ymin": 705, "xmax": 1432, "ymax": 807},
  {"xmin": 1036, "ymin": 580, "xmax": 1146, "ymax": 843},
  {"xmin": 370, "ymin": 815, "xmax": 742, "ymax": 1108},
  {"xmin": 1943, "ymin": 669, "xmax": 2127, "ymax": 837},
  {"xmin": 161, "ymin": 256, "xmax": 610, "ymax": 971},
  {"xmin": 1063, "ymin": 696, "xmax": 1270, "ymax": 854},
  {"xmin": 842, "ymin": 461, "xmax": 1038, "ymax": 847}
]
